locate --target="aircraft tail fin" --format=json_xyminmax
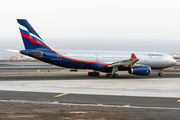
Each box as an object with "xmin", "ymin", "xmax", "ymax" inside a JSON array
[{"xmin": 17, "ymin": 19, "xmax": 51, "ymax": 50}]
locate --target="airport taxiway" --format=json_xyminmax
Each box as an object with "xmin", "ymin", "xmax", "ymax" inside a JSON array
[{"xmin": 0, "ymin": 90, "xmax": 180, "ymax": 108}]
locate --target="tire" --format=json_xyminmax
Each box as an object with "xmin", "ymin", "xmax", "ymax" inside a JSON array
[
  {"xmin": 114, "ymin": 74, "xmax": 118, "ymax": 78},
  {"xmin": 88, "ymin": 72, "xmax": 92, "ymax": 76},
  {"xmin": 109, "ymin": 74, "xmax": 113, "ymax": 78},
  {"xmin": 106, "ymin": 74, "xmax": 110, "ymax": 78},
  {"xmin": 96, "ymin": 72, "xmax": 100, "ymax": 76},
  {"xmin": 158, "ymin": 73, "xmax": 163, "ymax": 76}
]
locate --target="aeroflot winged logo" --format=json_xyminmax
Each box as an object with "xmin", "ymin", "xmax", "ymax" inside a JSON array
[
  {"xmin": 17, "ymin": 19, "xmax": 52, "ymax": 50},
  {"xmin": 18, "ymin": 23, "xmax": 43, "ymax": 42}
]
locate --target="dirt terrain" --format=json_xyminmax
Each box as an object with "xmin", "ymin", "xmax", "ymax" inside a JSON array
[{"xmin": 0, "ymin": 101, "xmax": 179, "ymax": 120}]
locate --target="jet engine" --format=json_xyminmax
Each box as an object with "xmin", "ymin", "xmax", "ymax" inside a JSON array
[{"xmin": 128, "ymin": 66, "xmax": 151, "ymax": 75}]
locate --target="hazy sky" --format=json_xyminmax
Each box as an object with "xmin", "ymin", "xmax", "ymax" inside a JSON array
[{"xmin": 0, "ymin": 0, "xmax": 180, "ymax": 53}]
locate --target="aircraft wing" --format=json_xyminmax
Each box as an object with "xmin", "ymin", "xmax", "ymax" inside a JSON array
[{"xmin": 107, "ymin": 53, "xmax": 139, "ymax": 68}]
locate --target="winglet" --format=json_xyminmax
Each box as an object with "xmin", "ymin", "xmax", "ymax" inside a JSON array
[{"xmin": 131, "ymin": 53, "xmax": 137, "ymax": 59}]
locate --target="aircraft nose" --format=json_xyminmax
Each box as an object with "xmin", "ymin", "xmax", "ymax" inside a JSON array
[{"xmin": 172, "ymin": 58, "xmax": 177, "ymax": 65}]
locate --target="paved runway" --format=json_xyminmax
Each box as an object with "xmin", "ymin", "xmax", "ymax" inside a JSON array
[{"xmin": 0, "ymin": 63, "xmax": 180, "ymax": 109}]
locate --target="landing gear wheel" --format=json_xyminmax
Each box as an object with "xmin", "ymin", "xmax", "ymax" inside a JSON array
[
  {"xmin": 113, "ymin": 74, "xmax": 118, "ymax": 78},
  {"xmin": 158, "ymin": 73, "xmax": 163, "ymax": 76},
  {"xmin": 95, "ymin": 72, "xmax": 100, "ymax": 76},
  {"xmin": 88, "ymin": 72, "xmax": 100, "ymax": 77},
  {"xmin": 109, "ymin": 74, "xmax": 113, "ymax": 78},
  {"xmin": 106, "ymin": 73, "xmax": 118, "ymax": 78},
  {"xmin": 88, "ymin": 72, "xmax": 92, "ymax": 76},
  {"xmin": 106, "ymin": 74, "xmax": 110, "ymax": 78},
  {"xmin": 158, "ymin": 69, "xmax": 163, "ymax": 76}
]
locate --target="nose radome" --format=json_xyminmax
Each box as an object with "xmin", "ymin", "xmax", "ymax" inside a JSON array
[{"xmin": 172, "ymin": 59, "xmax": 177, "ymax": 65}]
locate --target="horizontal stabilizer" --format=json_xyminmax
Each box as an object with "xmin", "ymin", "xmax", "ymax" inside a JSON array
[{"xmin": 5, "ymin": 49, "xmax": 20, "ymax": 53}]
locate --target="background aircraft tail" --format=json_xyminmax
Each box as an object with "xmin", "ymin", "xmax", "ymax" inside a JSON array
[{"xmin": 17, "ymin": 19, "xmax": 51, "ymax": 50}]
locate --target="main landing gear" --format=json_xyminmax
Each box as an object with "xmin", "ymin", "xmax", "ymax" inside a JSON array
[
  {"xmin": 88, "ymin": 72, "xmax": 100, "ymax": 76},
  {"xmin": 88, "ymin": 66, "xmax": 119, "ymax": 78},
  {"xmin": 158, "ymin": 69, "xmax": 163, "ymax": 76},
  {"xmin": 106, "ymin": 66, "xmax": 119, "ymax": 78},
  {"xmin": 106, "ymin": 73, "xmax": 118, "ymax": 78}
]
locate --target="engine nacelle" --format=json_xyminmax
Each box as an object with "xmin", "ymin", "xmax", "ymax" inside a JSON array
[{"xmin": 128, "ymin": 66, "xmax": 151, "ymax": 76}]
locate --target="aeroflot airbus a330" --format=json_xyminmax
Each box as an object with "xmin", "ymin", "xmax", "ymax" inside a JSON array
[{"xmin": 17, "ymin": 19, "xmax": 176, "ymax": 78}]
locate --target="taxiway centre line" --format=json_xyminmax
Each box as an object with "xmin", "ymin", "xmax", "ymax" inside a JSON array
[
  {"xmin": 163, "ymin": 72, "xmax": 180, "ymax": 74},
  {"xmin": 54, "ymin": 93, "xmax": 69, "ymax": 97}
]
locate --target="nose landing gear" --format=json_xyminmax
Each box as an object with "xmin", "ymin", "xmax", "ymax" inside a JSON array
[{"xmin": 158, "ymin": 69, "xmax": 163, "ymax": 76}]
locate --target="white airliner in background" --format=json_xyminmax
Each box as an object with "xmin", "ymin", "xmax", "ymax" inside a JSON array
[{"xmin": 16, "ymin": 19, "xmax": 177, "ymax": 78}]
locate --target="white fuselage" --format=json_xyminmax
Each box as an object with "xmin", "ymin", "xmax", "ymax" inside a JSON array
[{"xmin": 57, "ymin": 50, "xmax": 176, "ymax": 69}]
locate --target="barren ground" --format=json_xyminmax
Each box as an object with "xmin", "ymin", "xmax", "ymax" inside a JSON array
[{"xmin": 0, "ymin": 101, "xmax": 179, "ymax": 120}]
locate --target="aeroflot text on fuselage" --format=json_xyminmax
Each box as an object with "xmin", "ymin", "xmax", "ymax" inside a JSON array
[{"xmin": 148, "ymin": 54, "xmax": 163, "ymax": 56}]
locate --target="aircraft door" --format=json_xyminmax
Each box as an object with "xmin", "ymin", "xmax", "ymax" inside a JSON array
[
  {"xmin": 144, "ymin": 55, "xmax": 148, "ymax": 62},
  {"xmin": 57, "ymin": 53, "xmax": 62, "ymax": 60},
  {"xmin": 95, "ymin": 54, "xmax": 99, "ymax": 61}
]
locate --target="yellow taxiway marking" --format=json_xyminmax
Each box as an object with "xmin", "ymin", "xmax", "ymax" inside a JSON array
[
  {"xmin": 163, "ymin": 72, "xmax": 180, "ymax": 74},
  {"xmin": 61, "ymin": 69, "xmax": 70, "ymax": 73},
  {"xmin": 177, "ymin": 99, "xmax": 180, "ymax": 102},
  {"xmin": 37, "ymin": 70, "xmax": 40, "ymax": 72},
  {"xmin": 21, "ymin": 66, "xmax": 24, "ymax": 67},
  {"xmin": 54, "ymin": 93, "xmax": 69, "ymax": 97}
]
